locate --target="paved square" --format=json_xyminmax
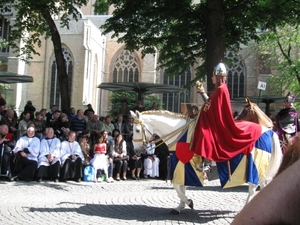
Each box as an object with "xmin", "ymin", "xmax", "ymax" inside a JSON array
[{"xmin": 0, "ymin": 179, "xmax": 247, "ymax": 224}]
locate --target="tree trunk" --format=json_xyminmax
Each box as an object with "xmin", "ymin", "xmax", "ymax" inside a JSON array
[
  {"xmin": 41, "ymin": 11, "xmax": 70, "ymax": 113},
  {"xmin": 206, "ymin": 0, "xmax": 225, "ymax": 94}
]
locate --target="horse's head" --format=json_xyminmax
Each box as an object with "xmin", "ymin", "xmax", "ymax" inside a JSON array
[
  {"xmin": 131, "ymin": 110, "xmax": 148, "ymax": 151},
  {"xmin": 237, "ymin": 97, "xmax": 273, "ymax": 129},
  {"xmin": 236, "ymin": 97, "xmax": 253, "ymax": 120},
  {"xmin": 131, "ymin": 110, "xmax": 188, "ymax": 151}
]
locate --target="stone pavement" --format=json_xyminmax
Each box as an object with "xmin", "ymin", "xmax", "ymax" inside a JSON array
[{"xmin": 0, "ymin": 178, "xmax": 248, "ymax": 225}]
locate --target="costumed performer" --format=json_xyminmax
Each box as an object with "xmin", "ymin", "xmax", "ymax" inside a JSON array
[
  {"xmin": 191, "ymin": 62, "xmax": 262, "ymax": 162},
  {"xmin": 274, "ymin": 92, "xmax": 299, "ymax": 154}
]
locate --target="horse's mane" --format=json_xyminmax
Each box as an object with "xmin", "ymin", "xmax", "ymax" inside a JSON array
[{"xmin": 140, "ymin": 110, "xmax": 187, "ymax": 119}]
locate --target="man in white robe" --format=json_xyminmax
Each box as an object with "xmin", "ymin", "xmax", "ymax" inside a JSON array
[
  {"xmin": 60, "ymin": 131, "xmax": 83, "ymax": 182},
  {"xmin": 36, "ymin": 127, "xmax": 61, "ymax": 182},
  {"xmin": 13, "ymin": 127, "xmax": 40, "ymax": 181}
]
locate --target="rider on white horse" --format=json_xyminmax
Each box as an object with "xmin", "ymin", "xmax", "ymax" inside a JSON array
[
  {"xmin": 190, "ymin": 62, "xmax": 262, "ymax": 162},
  {"xmin": 170, "ymin": 62, "xmax": 281, "ymax": 214}
]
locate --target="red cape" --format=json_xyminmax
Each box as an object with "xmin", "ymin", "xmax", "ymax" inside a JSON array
[{"xmin": 191, "ymin": 83, "xmax": 262, "ymax": 161}]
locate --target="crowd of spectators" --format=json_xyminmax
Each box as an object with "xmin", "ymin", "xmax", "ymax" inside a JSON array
[{"xmin": 0, "ymin": 98, "xmax": 170, "ymax": 183}]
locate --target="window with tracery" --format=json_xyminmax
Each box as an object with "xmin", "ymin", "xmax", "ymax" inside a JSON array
[
  {"xmin": 162, "ymin": 70, "xmax": 191, "ymax": 113},
  {"xmin": 0, "ymin": 17, "xmax": 9, "ymax": 53},
  {"xmin": 112, "ymin": 50, "xmax": 139, "ymax": 82},
  {"xmin": 226, "ymin": 51, "xmax": 245, "ymax": 98},
  {"xmin": 50, "ymin": 46, "xmax": 73, "ymax": 108}
]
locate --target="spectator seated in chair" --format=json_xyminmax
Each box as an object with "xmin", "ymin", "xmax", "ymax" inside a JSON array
[
  {"xmin": 60, "ymin": 131, "xmax": 83, "ymax": 182},
  {"xmin": 13, "ymin": 127, "xmax": 40, "ymax": 181},
  {"xmin": 143, "ymin": 134, "xmax": 160, "ymax": 178}
]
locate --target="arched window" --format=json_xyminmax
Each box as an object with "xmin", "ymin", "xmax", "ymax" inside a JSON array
[
  {"xmin": 112, "ymin": 50, "xmax": 139, "ymax": 82},
  {"xmin": 50, "ymin": 46, "xmax": 73, "ymax": 107},
  {"xmin": 226, "ymin": 51, "xmax": 245, "ymax": 98},
  {"xmin": 162, "ymin": 69, "xmax": 191, "ymax": 112},
  {"xmin": 0, "ymin": 17, "xmax": 9, "ymax": 53}
]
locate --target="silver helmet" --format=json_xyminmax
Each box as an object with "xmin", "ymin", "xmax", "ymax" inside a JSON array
[{"xmin": 213, "ymin": 63, "xmax": 227, "ymax": 77}]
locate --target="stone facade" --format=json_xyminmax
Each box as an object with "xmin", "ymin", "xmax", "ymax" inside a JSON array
[{"xmin": 0, "ymin": 1, "xmax": 279, "ymax": 118}]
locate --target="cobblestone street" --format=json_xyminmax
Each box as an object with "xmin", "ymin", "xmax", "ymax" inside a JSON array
[{"xmin": 0, "ymin": 178, "xmax": 248, "ymax": 224}]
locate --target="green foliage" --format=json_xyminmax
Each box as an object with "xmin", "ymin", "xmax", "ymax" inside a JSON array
[
  {"xmin": 0, "ymin": 38, "xmax": 8, "ymax": 49},
  {"xmin": 0, "ymin": 84, "xmax": 11, "ymax": 90},
  {"xmin": 257, "ymin": 25, "xmax": 300, "ymax": 96},
  {"xmin": 108, "ymin": 92, "xmax": 163, "ymax": 120},
  {"xmin": 97, "ymin": 0, "xmax": 300, "ymax": 87},
  {"xmin": 9, "ymin": 0, "xmax": 89, "ymax": 61}
]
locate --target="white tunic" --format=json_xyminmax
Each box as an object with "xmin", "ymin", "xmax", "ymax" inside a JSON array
[
  {"xmin": 144, "ymin": 142, "xmax": 160, "ymax": 177},
  {"xmin": 38, "ymin": 137, "xmax": 61, "ymax": 168},
  {"xmin": 60, "ymin": 141, "xmax": 84, "ymax": 166},
  {"xmin": 13, "ymin": 136, "xmax": 40, "ymax": 162}
]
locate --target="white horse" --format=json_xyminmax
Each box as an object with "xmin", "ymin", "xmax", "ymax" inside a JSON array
[{"xmin": 131, "ymin": 110, "xmax": 282, "ymax": 214}]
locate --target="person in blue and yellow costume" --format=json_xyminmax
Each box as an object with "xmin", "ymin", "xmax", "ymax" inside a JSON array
[{"xmin": 191, "ymin": 63, "xmax": 262, "ymax": 162}]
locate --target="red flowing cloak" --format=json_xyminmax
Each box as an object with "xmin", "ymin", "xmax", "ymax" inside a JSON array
[{"xmin": 191, "ymin": 83, "xmax": 262, "ymax": 161}]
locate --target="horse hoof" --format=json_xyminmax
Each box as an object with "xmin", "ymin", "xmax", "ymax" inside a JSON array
[
  {"xmin": 170, "ymin": 209, "xmax": 180, "ymax": 215},
  {"xmin": 188, "ymin": 199, "xmax": 194, "ymax": 209}
]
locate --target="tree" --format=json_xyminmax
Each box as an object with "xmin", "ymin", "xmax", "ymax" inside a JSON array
[
  {"xmin": 256, "ymin": 25, "xmax": 300, "ymax": 96},
  {"xmin": 8, "ymin": 0, "xmax": 89, "ymax": 113},
  {"xmin": 97, "ymin": 0, "xmax": 300, "ymax": 93},
  {"xmin": 0, "ymin": 38, "xmax": 7, "ymax": 49}
]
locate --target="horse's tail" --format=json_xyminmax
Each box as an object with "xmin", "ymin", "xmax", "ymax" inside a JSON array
[{"xmin": 261, "ymin": 131, "xmax": 282, "ymax": 186}]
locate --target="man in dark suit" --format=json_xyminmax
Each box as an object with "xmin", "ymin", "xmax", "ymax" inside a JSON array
[{"xmin": 114, "ymin": 114, "xmax": 130, "ymax": 140}]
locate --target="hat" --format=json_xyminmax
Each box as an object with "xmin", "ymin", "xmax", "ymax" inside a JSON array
[
  {"xmin": 285, "ymin": 92, "xmax": 295, "ymax": 103},
  {"xmin": 213, "ymin": 63, "xmax": 227, "ymax": 77}
]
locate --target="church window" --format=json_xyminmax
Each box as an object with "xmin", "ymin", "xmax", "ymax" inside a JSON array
[
  {"xmin": 112, "ymin": 50, "xmax": 139, "ymax": 82},
  {"xmin": 163, "ymin": 69, "xmax": 191, "ymax": 113},
  {"xmin": 0, "ymin": 17, "xmax": 9, "ymax": 53},
  {"xmin": 50, "ymin": 46, "xmax": 73, "ymax": 108},
  {"xmin": 226, "ymin": 51, "xmax": 245, "ymax": 98}
]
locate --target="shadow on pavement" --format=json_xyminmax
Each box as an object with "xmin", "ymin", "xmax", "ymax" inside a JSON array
[{"xmin": 27, "ymin": 203, "xmax": 236, "ymax": 223}]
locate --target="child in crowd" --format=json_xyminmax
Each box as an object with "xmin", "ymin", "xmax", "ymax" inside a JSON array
[
  {"xmin": 79, "ymin": 136, "xmax": 91, "ymax": 166},
  {"xmin": 90, "ymin": 135, "xmax": 109, "ymax": 182}
]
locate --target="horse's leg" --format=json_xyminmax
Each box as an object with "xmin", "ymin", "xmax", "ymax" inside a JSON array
[
  {"xmin": 246, "ymin": 183, "xmax": 258, "ymax": 204},
  {"xmin": 171, "ymin": 184, "xmax": 194, "ymax": 214}
]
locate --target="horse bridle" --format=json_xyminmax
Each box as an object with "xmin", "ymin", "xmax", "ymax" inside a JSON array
[
  {"xmin": 236, "ymin": 105, "xmax": 252, "ymax": 120},
  {"xmin": 133, "ymin": 119, "xmax": 153, "ymax": 144}
]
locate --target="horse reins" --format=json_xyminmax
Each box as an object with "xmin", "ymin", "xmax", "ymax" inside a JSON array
[{"xmin": 236, "ymin": 106, "xmax": 251, "ymax": 120}]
